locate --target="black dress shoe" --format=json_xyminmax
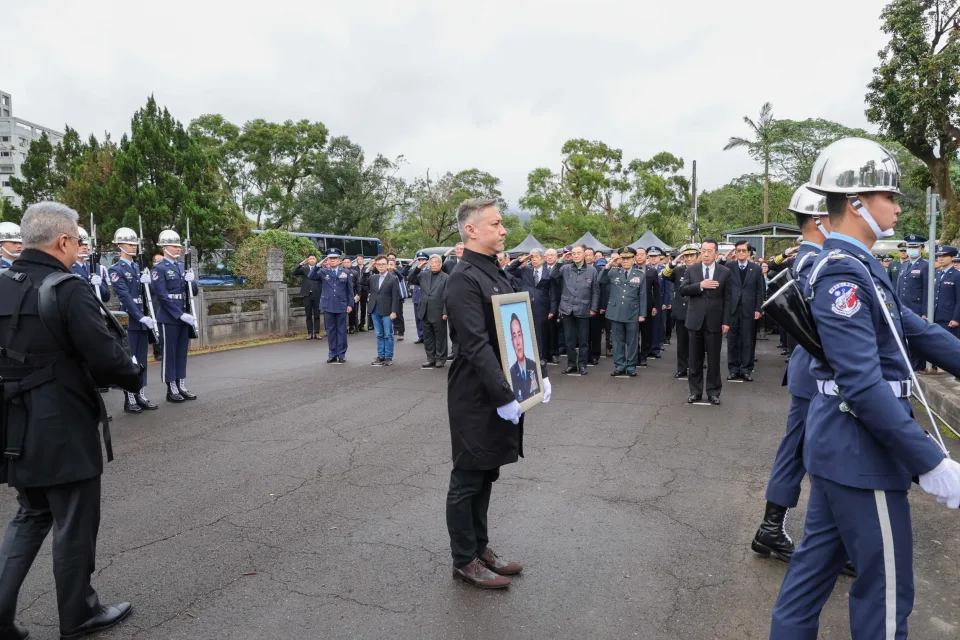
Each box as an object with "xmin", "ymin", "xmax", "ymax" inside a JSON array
[
  {"xmin": 550, "ymin": 356, "xmax": 559, "ymax": 364},
  {"xmin": 727, "ymin": 373, "xmax": 740, "ymax": 381},
  {"xmin": 166, "ymin": 382, "xmax": 185, "ymax": 403},
  {"xmin": 743, "ymin": 373, "xmax": 754, "ymax": 382},
  {"xmin": 336, "ymin": 357, "xmax": 346, "ymax": 364},
  {"xmin": 709, "ymin": 396, "xmax": 721, "ymax": 405},
  {"xmin": 639, "ymin": 360, "xmax": 648, "ymax": 367},
  {"xmin": 611, "ymin": 370, "xmax": 624, "ymax": 377},
  {"xmin": 327, "ymin": 357, "xmax": 337, "ymax": 364},
  {"xmin": 136, "ymin": 393, "xmax": 158, "ymax": 410},
  {"xmin": 579, "ymin": 367, "xmax": 588, "ymax": 376},
  {"xmin": 60, "ymin": 602, "xmax": 132, "ymax": 640},
  {"xmin": 107, "ymin": 414, "xmax": 113, "ymax": 422},
  {"xmin": 663, "ymin": 339, "xmax": 671, "ymax": 345},
  {"xmin": 841, "ymin": 560, "xmax": 857, "ymax": 578},
  {"xmin": 414, "ymin": 339, "xmax": 424, "ymax": 344},
  {"xmin": 627, "ymin": 371, "xmax": 637, "ymax": 377},
  {"xmin": 588, "ymin": 359, "xmax": 599, "ymax": 366},
  {"xmin": 435, "ymin": 361, "xmax": 445, "ymax": 368},
  {"xmin": 0, "ymin": 623, "xmax": 29, "ymax": 640},
  {"xmin": 123, "ymin": 396, "xmax": 142, "ymax": 414},
  {"xmin": 687, "ymin": 395, "xmax": 702, "ymax": 403},
  {"xmin": 177, "ymin": 381, "xmax": 197, "ymax": 400},
  {"xmin": 421, "ymin": 361, "xmax": 436, "ymax": 369},
  {"xmin": 674, "ymin": 371, "xmax": 687, "ymax": 379},
  {"xmin": 780, "ymin": 349, "xmax": 789, "ymax": 356},
  {"xmin": 562, "ymin": 366, "xmax": 577, "ymax": 374}
]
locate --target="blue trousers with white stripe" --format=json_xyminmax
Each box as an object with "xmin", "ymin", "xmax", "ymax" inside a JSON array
[
  {"xmin": 771, "ymin": 475, "xmax": 914, "ymax": 640},
  {"xmin": 127, "ymin": 329, "xmax": 149, "ymax": 389},
  {"xmin": 160, "ymin": 323, "xmax": 190, "ymax": 383}
]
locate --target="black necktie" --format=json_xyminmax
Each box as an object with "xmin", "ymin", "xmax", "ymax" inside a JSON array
[{"xmin": 534, "ymin": 268, "xmax": 540, "ymax": 285}]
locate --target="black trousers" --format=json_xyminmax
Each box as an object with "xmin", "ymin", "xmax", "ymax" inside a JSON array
[
  {"xmin": 543, "ymin": 316, "xmax": 560, "ymax": 359},
  {"xmin": 727, "ymin": 313, "xmax": 757, "ymax": 375},
  {"xmin": 0, "ymin": 477, "xmax": 102, "ymax": 632},
  {"xmin": 603, "ymin": 318, "xmax": 612, "ymax": 352},
  {"xmin": 561, "ymin": 315, "xmax": 590, "ymax": 369},
  {"xmin": 303, "ymin": 293, "xmax": 321, "ymax": 335},
  {"xmin": 639, "ymin": 311, "xmax": 654, "ymax": 361},
  {"xmin": 664, "ymin": 309, "xmax": 673, "ymax": 340},
  {"xmin": 358, "ymin": 294, "xmax": 367, "ymax": 329},
  {"xmin": 674, "ymin": 320, "xmax": 689, "ymax": 374},
  {"xmin": 422, "ymin": 318, "xmax": 448, "ymax": 362},
  {"xmin": 688, "ymin": 326, "xmax": 723, "ymax": 398},
  {"xmin": 395, "ymin": 300, "xmax": 405, "ymax": 336},
  {"xmin": 446, "ymin": 467, "xmax": 499, "ymax": 568},
  {"xmin": 588, "ymin": 314, "xmax": 604, "ymax": 361}
]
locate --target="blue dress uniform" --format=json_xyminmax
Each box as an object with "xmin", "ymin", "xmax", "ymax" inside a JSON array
[
  {"xmin": 151, "ymin": 257, "xmax": 198, "ymax": 394},
  {"xmin": 0, "ymin": 257, "xmax": 12, "ymax": 269},
  {"xmin": 109, "ymin": 258, "xmax": 152, "ymax": 395},
  {"xmin": 771, "ymin": 234, "xmax": 960, "ymax": 639},
  {"xmin": 71, "ymin": 261, "xmax": 111, "ymax": 302},
  {"xmin": 933, "ymin": 247, "xmax": 960, "ymax": 338},
  {"xmin": 308, "ymin": 250, "xmax": 354, "ymax": 362},
  {"xmin": 896, "ymin": 234, "xmax": 929, "ymax": 370}
]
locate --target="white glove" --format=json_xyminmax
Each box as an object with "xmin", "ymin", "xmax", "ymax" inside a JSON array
[
  {"xmin": 496, "ymin": 400, "xmax": 522, "ymax": 424},
  {"xmin": 140, "ymin": 316, "xmax": 157, "ymax": 330},
  {"xmin": 919, "ymin": 458, "xmax": 960, "ymax": 508},
  {"xmin": 179, "ymin": 313, "xmax": 197, "ymax": 327},
  {"xmin": 90, "ymin": 275, "xmax": 102, "ymax": 286},
  {"xmin": 140, "ymin": 270, "xmax": 151, "ymax": 284},
  {"xmin": 185, "ymin": 269, "xmax": 195, "ymax": 282},
  {"xmin": 542, "ymin": 378, "xmax": 552, "ymax": 404}
]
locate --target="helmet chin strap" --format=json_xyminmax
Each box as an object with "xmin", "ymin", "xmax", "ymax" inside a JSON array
[
  {"xmin": 848, "ymin": 196, "xmax": 895, "ymax": 239},
  {"xmin": 120, "ymin": 247, "xmax": 137, "ymax": 259},
  {"xmin": 163, "ymin": 247, "xmax": 180, "ymax": 260},
  {"xmin": 815, "ymin": 220, "xmax": 830, "ymax": 240},
  {"xmin": 1, "ymin": 246, "xmax": 19, "ymax": 259}
]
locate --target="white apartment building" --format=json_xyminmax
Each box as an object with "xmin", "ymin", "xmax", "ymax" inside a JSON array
[{"xmin": 0, "ymin": 90, "xmax": 64, "ymax": 208}]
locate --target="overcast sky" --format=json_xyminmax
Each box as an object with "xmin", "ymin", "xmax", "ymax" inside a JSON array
[{"xmin": 7, "ymin": 0, "xmax": 891, "ymax": 210}]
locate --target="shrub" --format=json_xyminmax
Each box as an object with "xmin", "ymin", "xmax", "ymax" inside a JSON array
[{"xmin": 232, "ymin": 230, "xmax": 317, "ymax": 289}]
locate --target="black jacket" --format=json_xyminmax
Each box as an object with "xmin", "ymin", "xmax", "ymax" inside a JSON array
[
  {"xmin": 727, "ymin": 261, "xmax": 765, "ymax": 318},
  {"xmin": 679, "ymin": 262, "xmax": 733, "ymax": 332},
  {"xmin": 0, "ymin": 249, "xmax": 142, "ymax": 488},
  {"xmin": 291, "ymin": 264, "xmax": 322, "ymax": 297},
  {"xmin": 662, "ymin": 264, "xmax": 690, "ymax": 321},
  {"xmin": 367, "ymin": 271, "xmax": 401, "ymax": 317},
  {"xmin": 446, "ymin": 249, "xmax": 548, "ymax": 470},
  {"xmin": 442, "ymin": 255, "xmax": 459, "ymax": 275},
  {"xmin": 504, "ymin": 261, "xmax": 552, "ymax": 321},
  {"xmin": 639, "ymin": 265, "xmax": 661, "ymax": 315},
  {"xmin": 407, "ymin": 267, "xmax": 448, "ymax": 323}
]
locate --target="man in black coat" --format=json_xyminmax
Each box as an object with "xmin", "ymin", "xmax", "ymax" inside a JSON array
[
  {"xmin": 505, "ymin": 249, "xmax": 552, "ymax": 366},
  {"xmin": 0, "ymin": 202, "xmax": 143, "ymax": 639},
  {"xmin": 726, "ymin": 240, "xmax": 765, "ymax": 381},
  {"xmin": 407, "ymin": 254, "xmax": 449, "ymax": 367},
  {"xmin": 291, "ymin": 254, "xmax": 322, "ymax": 339},
  {"xmin": 679, "ymin": 238, "xmax": 732, "ymax": 405},
  {"xmin": 445, "ymin": 198, "xmax": 551, "ymax": 590},
  {"xmin": 661, "ymin": 244, "xmax": 699, "ymax": 378},
  {"xmin": 442, "ymin": 242, "xmax": 464, "ymax": 274},
  {"xmin": 353, "ymin": 256, "xmax": 368, "ymax": 331},
  {"xmin": 633, "ymin": 248, "xmax": 661, "ymax": 367}
]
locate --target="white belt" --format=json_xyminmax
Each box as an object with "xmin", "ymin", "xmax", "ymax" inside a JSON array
[{"xmin": 816, "ymin": 379, "xmax": 912, "ymax": 398}]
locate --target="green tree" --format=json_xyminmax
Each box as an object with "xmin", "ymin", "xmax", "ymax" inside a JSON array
[
  {"xmin": 188, "ymin": 114, "xmax": 250, "ymax": 218},
  {"xmin": 770, "ymin": 119, "xmax": 867, "ymax": 186},
  {"xmin": 866, "ymin": 0, "xmax": 960, "ymax": 242},
  {"xmin": 697, "ymin": 175, "xmax": 795, "ymax": 239},
  {"xmin": 723, "ymin": 102, "xmax": 782, "ymax": 224},
  {"xmin": 231, "ymin": 229, "xmax": 316, "ymax": 289},
  {"xmin": 8, "ymin": 132, "xmax": 61, "ymax": 209}
]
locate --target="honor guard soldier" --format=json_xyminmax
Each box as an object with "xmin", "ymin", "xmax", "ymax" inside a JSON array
[
  {"xmin": 897, "ymin": 233, "xmax": 929, "ymax": 370},
  {"xmin": 662, "ymin": 244, "xmax": 698, "ymax": 378},
  {"xmin": 109, "ymin": 227, "xmax": 159, "ymax": 413},
  {"xmin": 887, "ymin": 241, "xmax": 908, "ymax": 287},
  {"xmin": 600, "ymin": 247, "xmax": 647, "ymax": 377},
  {"xmin": 770, "ymin": 138, "xmax": 960, "ymax": 639},
  {"xmin": 0, "ymin": 221, "xmax": 21, "ymax": 269},
  {"xmin": 151, "ymin": 230, "xmax": 199, "ymax": 402},
  {"xmin": 933, "ymin": 245, "xmax": 960, "ymax": 338},
  {"xmin": 308, "ymin": 248, "xmax": 354, "ymax": 363},
  {"xmin": 71, "ymin": 228, "xmax": 111, "ymax": 302}
]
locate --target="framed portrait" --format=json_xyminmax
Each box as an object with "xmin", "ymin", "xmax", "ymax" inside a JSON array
[{"xmin": 492, "ymin": 292, "xmax": 545, "ymax": 412}]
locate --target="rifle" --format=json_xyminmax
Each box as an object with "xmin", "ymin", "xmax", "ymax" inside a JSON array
[
  {"xmin": 89, "ymin": 213, "xmax": 104, "ymax": 302},
  {"xmin": 138, "ymin": 216, "xmax": 160, "ymax": 344},
  {"xmin": 183, "ymin": 217, "xmax": 199, "ymax": 339}
]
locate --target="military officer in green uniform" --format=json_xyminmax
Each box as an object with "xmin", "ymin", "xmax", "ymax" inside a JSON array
[{"xmin": 600, "ymin": 247, "xmax": 648, "ymax": 377}]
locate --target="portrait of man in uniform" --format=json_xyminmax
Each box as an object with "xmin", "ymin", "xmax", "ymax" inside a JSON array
[{"xmin": 493, "ymin": 294, "xmax": 544, "ymax": 409}]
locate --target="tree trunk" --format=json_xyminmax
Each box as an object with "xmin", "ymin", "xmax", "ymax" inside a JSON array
[
  {"xmin": 932, "ymin": 158, "xmax": 959, "ymax": 244},
  {"xmin": 763, "ymin": 155, "xmax": 770, "ymax": 225}
]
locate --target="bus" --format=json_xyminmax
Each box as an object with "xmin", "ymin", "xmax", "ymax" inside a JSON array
[{"xmin": 253, "ymin": 231, "xmax": 382, "ymax": 258}]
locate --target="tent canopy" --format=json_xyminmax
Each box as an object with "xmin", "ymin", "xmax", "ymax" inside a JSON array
[
  {"xmin": 506, "ymin": 234, "xmax": 546, "ymax": 256},
  {"xmin": 629, "ymin": 230, "xmax": 673, "ymax": 252},
  {"xmin": 572, "ymin": 231, "xmax": 613, "ymax": 253}
]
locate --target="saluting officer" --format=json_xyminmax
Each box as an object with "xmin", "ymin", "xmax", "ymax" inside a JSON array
[
  {"xmin": 897, "ymin": 233, "xmax": 929, "ymax": 370},
  {"xmin": 770, "ymin": 138, "xmax": 960, "ymax": 638},
  {"xmin": 109, "ymin": 227, "xmax": 159, "ymax": 414},
  {"xmin": 72, "ymin": 228, "xmax": 110, "ymax": 302},
  {"xmin": 308, "ymin": 248, "xmax": 354, "ymax": 364},
  {"xmin": 404, "ymin": 251, "xmax": 428, "ymax": 344},
  {"xmin": 600, "ymin": 247, "xmax": 647, "ymax": 377},
  {"xmin": 647, "ymin": 246, "xmax": 665, "ymax": 358},
  {"xmin": 933, "ymin": 245, "xmax": 960, "ymax": 338},
  {"xmin": 662, "ymin": 244, "xmax": 698, "ymax": 379},
  {"xmin": 0, "ymin": 222, "xmax": 21, "ymax": 269},
  {"xmin": 151, "ymin": 230, "xmax": 199, "ymax": 403}
]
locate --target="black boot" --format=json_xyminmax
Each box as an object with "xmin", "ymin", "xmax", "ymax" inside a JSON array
[
  {"xmin": 166, "ymin": 382, "xmax": 185, "ymax": 403},
  {"xmin": 136, "ymin": 389, "xmax": 158, "ymax": 410},
  {"xmin": 177, "ymin": 379, "xmax": 197, "ymax": 400},
  {"xmin": 751, "ymin": 501, "xmax": 794, "ymax": 562},
  {"xmin": 123, "ymin": 392, "xmax": 142, "ymax": 414}
]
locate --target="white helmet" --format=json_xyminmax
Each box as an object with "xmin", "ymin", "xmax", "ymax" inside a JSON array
[
  {"xmin": 806, "ymin": 138, "xmax": 902, "ymax": 197},
  {"xmin": 113, "ymin": 227, "xmax": 139, "ymax": 245},
  {"xmin": 0, "ymin": 222, "xmax": 22, "ymax": 243},
  {"xmin": 157, "ymin": 229, "xmax": 181, "ymax": 247}
]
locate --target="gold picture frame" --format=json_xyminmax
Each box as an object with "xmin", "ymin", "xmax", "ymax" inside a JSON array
[{"xmin": 491, "ymin": 292, "xmax": 545, "ymax": 412}]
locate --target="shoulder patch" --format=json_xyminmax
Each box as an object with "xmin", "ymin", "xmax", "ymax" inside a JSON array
[
  {"xmin": 152, "ymin": 270, "xmax": 159, "ymax": 281},
  {"xmin": 829, "ymin": 282, "xmax": 862, "ymax": 317},
  {"xmin": 110, "ymin": 272, "xmax": 119, "ymax": 282}
]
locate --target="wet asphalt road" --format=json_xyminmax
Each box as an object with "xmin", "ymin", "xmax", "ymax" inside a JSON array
[{"xmin": 8, "ymin": 307, "xmax": 960, "ymax": 639}]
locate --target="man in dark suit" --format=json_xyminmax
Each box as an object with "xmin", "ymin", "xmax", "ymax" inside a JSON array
[
  {"xmin": 633, "ymin": 248, "xmax": 661, "ymax": 367},
  {"xmin": 679, "ymin": 238, "xmax": 731, "ymax": 405},
  {"xmin": 367, "ymin": 254, "xmax": 401, "ymax": 366},
  {"xmin": 726, "ymin": 240, "xmax": 765, "ymax": 381},
  {"xmin": 442, "ymin": 242, "xmax": 464, "ymax": 274},
  {"xmin": 291, "ymin": 253, "xmax": 322, "ymax": 339},
  {"xmin": 508, "ymin": 313, "xmax": 541, "ymax": 401},
  {"xmin": 408, "ymin": 254, "xmax": 450, "ymax": 367},
  {"xmin": 353, "ymin": 256, "xmax": 368, "ymax": 332},
  {"xmin": 505, "ymin": 249, "xmax": 552, "ymax": 366}
]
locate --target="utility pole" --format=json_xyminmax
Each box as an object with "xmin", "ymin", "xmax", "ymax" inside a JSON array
[{"xmin": 690, "ymin": 160, "xmax": 698, "ymax": 243}]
